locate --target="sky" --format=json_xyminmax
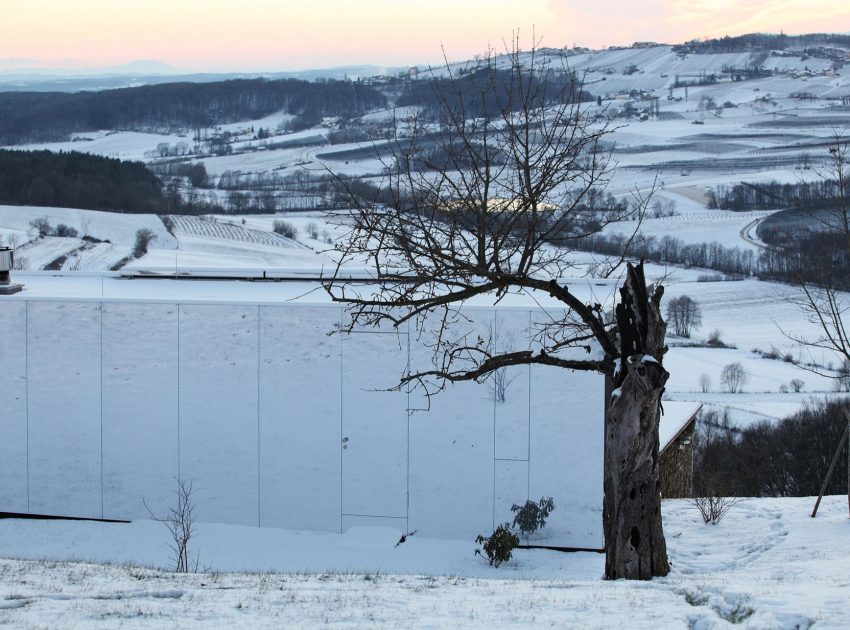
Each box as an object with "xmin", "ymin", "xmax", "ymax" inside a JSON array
[{"xmin": 1, "ymin": 0, "xmax": 849, "ymax": 73}]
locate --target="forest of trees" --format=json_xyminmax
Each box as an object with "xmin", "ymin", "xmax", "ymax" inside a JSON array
[
  {"xmin": 708, "ymin": 179, "xmax": 843, "ymax": 212},
  {"xmin": 673, "ymin": 32, "xmax": 850, "ymax": 54},
  {"xmin": 694, "ymin": 401, "xmax": 849, "ymax": 497},
  {"xmin": 576, "ymin": 229, "xmax": 850, "ymax": 291},
  {"xmin": 396, "ymin": 67, "xmax": 594, "ymax": 122},
  {"xmin": 574, "ymin": 232, "xmax": 758, "ymax": 277},
  {"xmin": 0, "ymin": 149, "xmax": 224, "ymax": 215},
  {"xmin": 0, "ymin": 149, "xmax": 166, "ymax": 213},
  {"xmin": 0, "ymin": 78, "xmax": 387, "ymax": 145}
]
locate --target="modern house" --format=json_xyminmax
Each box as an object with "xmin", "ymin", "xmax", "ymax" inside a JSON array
[{"xmin": 0, "ymin": 271, "xmax": 607, "ymax": 549}]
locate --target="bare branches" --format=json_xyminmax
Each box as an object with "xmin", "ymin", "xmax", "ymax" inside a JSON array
[
  {"xmin": 693, "ymin": 494, "xmax": 743, "ymax": 525},
  {"xmin": 145, "ymin": 479, "xmax": 198, "ymax": 574},
  {"xmin": 781, "ymin": 140, "xmax": 850, "ymax": 381},
  {"xmin": 324, "ymin": 40, "xmax": 644, "ymax": 391}
]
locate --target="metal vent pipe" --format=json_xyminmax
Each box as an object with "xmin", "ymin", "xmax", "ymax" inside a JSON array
[
  {"xmin": 0, "ymin": 247, "xmax": 22, "ymax": 294},
  {"xmin": 0, "ymin": 247, "xmax": 13, "ymax": 284}
]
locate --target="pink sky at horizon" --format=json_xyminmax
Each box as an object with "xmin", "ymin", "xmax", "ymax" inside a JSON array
[{"xmin": 2, "ymin": 0, "xmax": 849, "ymax": 72}]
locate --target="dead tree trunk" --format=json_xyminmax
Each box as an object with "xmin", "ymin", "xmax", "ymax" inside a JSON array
[{"xmin": 604, "ymin": 263, "xmax": 670, "ymax": 580}]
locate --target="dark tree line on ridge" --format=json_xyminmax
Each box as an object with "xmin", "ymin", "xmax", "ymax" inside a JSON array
[
  {"xmin": 396, "ymin": 67, "xmax": 594, "ymax": 122},
  {"xmin": 673, "ymin": 32, "xmax": 850, "ymax": 55},
  {"xmin": 708, "ymin": 179, "xmax": 844, "ymax": 212},
  {"xmin": 574, "ymin": 229, "xmax": 850, "ymax": 291},
  {"xmin": 0, "ymin": 78, "xmax": 387, "ymax": 145},
  {"xmin": 0, "ymin": 149, "xmax": 220, "ymax": 215}
]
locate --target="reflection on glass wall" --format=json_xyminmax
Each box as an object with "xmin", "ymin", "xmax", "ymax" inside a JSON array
[
  {"xmin": 179, "ymin": 304, "xmax": 260, "ymax": 526},
  {"xmin": 0, "ymin": 301, "xmax": 27, "ymax": 513},
  {"xmin": 0, "ymin": 300, "xmax": 603, "ymax": 547},
  {"xmin": 102, "ymin": 303, "xmax": 179, "ymax": 520},
  {"xmin": 28, "ymin": 302, "xmax": 102, "ymax": 518},
  {"xmin": 408, "ymin": 311, "xmax": 495, "ymax": 538},
  {"xmin": 259, "ymin": 306, "xmax": 342, "ymax": 532}
]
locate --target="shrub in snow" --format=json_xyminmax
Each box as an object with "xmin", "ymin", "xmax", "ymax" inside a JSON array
[
  {"xmin": 475, "ymin": 523, "xmax": 519, "ymax": 567},
  {"xmin": 511, "ymin": 497, "xmax": 555, "ymax": 537},
  {"xmin": 133, "ymin": 228, "xmax": 157, "ymax": 258},
  {"xmin": 696, "ymin": 273, "xmax": 723, "ymax": 282},
  {"xmin": 706, "ymin": 329, "xmax": 726, "ymax": 348},
  {"xmin": 29, "ymin": 216, "xmax": 52, "ymax": 238},
  {"xmin": 273, "ymin": 220, "xmax": 298, "ymax": 240},
  {"xmin": 692, "ymin": 494, "xmax": 742, "ymax": 525},
  {"xmin": 54, "ymin": 224, "xmax": 79, "ymax": 238}
]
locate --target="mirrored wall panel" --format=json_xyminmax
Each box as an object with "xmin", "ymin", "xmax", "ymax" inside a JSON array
[
  {"xmin": 27, "ymin": 302, "xmax": 102, "ymax": 518},
  {"xmin": 179, "ymin": 304, "xmax": 260, "ymax": 526},
  {"xmin": 102, "ymin": 303, "xmax": 179, "ymax": 520},
  {"xmin": 259, "ymin": 306, "xmax": 342, "ymax": 532},
  {"xmin": 0, "ymin": 301, "xmax": 28, "ymax": 513}
]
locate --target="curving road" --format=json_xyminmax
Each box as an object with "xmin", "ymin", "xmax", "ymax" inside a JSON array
[{"xmin": 739, "ymin": 216, "xmax": 768, "ymax": 249}]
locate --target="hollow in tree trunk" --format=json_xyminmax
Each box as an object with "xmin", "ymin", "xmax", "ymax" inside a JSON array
[{"xmin": 604, "ymin": 263, "xmax": 670, "ymax": 580}]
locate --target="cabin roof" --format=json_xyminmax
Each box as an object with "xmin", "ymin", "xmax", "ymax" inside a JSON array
[{"xmin": 659, "ymin": 401, "xmax": 702, "ymax": 453}]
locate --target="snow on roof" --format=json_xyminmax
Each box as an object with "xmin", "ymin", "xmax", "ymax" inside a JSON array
[{"xmin": 659, "ymin": 401, "xmax": 702, "ymax": 453}]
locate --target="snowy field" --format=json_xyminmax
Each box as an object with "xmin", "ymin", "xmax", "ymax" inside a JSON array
[{"xmin": 0, "ymin": 496, "xmax": 848, "ymax": 628}]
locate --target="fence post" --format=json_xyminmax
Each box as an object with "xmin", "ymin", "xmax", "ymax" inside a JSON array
[{"xmin": 811, "ymin": 408, "xmax": 850, "ymax": 518}]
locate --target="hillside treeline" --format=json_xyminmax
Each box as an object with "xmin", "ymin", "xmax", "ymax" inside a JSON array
[
  {"xmin": 0, "ymin": 149, "xmax": 221, "ymax": 214},
  {"xmin": 758, "ymin": 230, "xmax": 850, "ymax": 290},
  {"xmin": 574, "ymin": 232, "xmax": 758, "ymax": 277},
  {"xmin": 674, "ymin": 32, "xmax": 850, "ymax": 54},
  {"xmin": 397, "ymin": 68, "xmax": 593, "ymax": 122},
  {"xmin": 708, "ymin": 179, "xmax": 843, "ymax": 212},
  {"xmin": 694, "ymin": 401, "xmax": 849, "ymax": 497},
  {"xmin": 575, "ymin": 229, "xmax": 850, "ymax": 291},
  {"xmin": 0, "ymin": 78, "xmax": 387, "ymax": 145}
]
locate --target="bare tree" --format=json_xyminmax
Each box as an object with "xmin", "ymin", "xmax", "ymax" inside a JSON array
[
  {"xmin": 145, "ymin": 479, "xmax": 198, "ymax": 573},
  {"xmin": 665, "ymin": 295, "xmax": 702, "ymax": 338},
  {"xmin": 699, "ymin": 373, "xmax": 712, "ymax": 393},
  {"xmin": 324, "ymin": 42, "xmax": 668, "ymax": 580},
  {"xmin": 782, "ymin": 142, "xmax": 850, "ymax": 386},
  {"xmin": 720, "ymin": 362, "xmax": 747, "ymax": 393},
  {"xmin": 488, "ymin": 329, "xmax": 518, "ymax": 403}
]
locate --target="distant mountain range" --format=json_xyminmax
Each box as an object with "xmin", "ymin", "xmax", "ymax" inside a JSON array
[
  {"xmin": 0, "ymin": 60, "xmax": 405, "ymax": 92},
  {"xmin": 1, "ymin": 31, "xmax": 848, "ymax": 93}
]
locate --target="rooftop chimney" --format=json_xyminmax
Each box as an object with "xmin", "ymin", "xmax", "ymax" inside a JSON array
[{"xmin": 0, "ymin": 247, "xmax": 23, "ymax": 295}]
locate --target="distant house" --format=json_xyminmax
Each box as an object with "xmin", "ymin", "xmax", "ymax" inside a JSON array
[
  {"xmin": 632, "ymin": 42, "xmax": 661, "ymax": 49},
  {"xmin": 439, "ymin": 197, "xmax": 559, "ymax": 214},
  {"xmin": 658, "ymin": 402, "xmax": 702, "ymax": 498}
]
